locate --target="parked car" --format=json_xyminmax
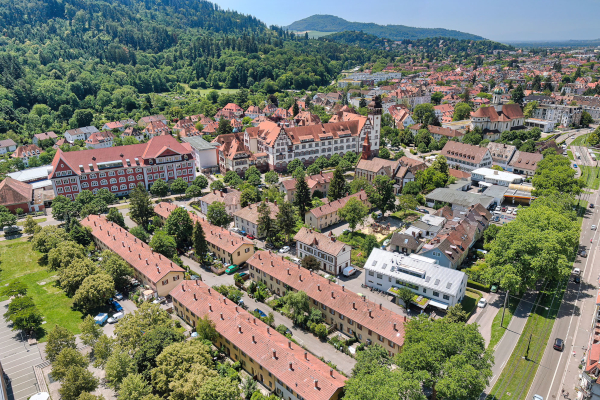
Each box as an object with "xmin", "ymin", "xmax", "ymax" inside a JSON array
[
  {"xmin": 191, "ymin": 275, "xmax": 201, "ymax": 280},
  {"xmin": 246, "ymin": 234, "xmax": 255, "ymax": 240},
  {"xmin": 477, "ymin": 298, "xmax": 487, "ymax": 308},
  {"xmin": 343, "ymin": 266, "xmax": 357, "ymax": 276},
  {"xmin": 108, "ymin": 312, "xmax": 124, "ymax": 324},
  {"xmin": 533, "ymin": 395, "xmax": 544, "ymax": 400},
  {"xmin": 111, "ymin": 300, "xmax": 123, "ymax": 312},
  {"xmin": 502, "ymin": 207, "xmax": 507, "ymax": 212},
  {"xmin": 553, "ymin": 338, "xmax": 564, "ymax": 351},
  {"xmin": 290, "ymin": 257, "xmax": 300, "ymax": 264},
  {"xmin": 592, "ymin": 225, "xmax": 597, "ymax": 231},
  {"xmin": 94, "ymin": 313, "xmax": 108, "ymax": 325},
  {"xmin": 421, "ymin": 209, "xmax": 429, "ymax": 214},
  {"xmin": 279, "ymin": 246, "xmax": 290, "ymax": 253},
  {"xmin": 254, "ymin": 308, "xmax": 267, "ymax": 318},
  {"xmin": 225, "ymin": 264, "xmax": 240, "ymax": 274},
  {"xmin": 590, "ymin": 203, "xmax": 595, "ymax": 208},
  {"xmin": 513, "ymin": 209, "xmax": 518, "ymax": 215},
  {"xmin": 495, "ymin": 206, "xmax": 501, "ymax": 212},
  {"xmin": 152, "ymin": 296, "xmax": 167, "ymax": 304},
  {"xmin": 491, "ymin": 285, "xmax": 498, "ymax": 293},
  {"xmin": 114, "ymin": 292, "xmax": 123, "ymax": 301},
  {"xmin": 574, "ymin": 274, "xmax": 581, "ymax": 284},
  {"xmin": 573, "ymin": 267, "xmax": 581, "ymax": 275},
  {"xmin": 383, "ymin": 239, "xmax": 391, "ymax": 247},
  {"xmin": 574, "ymin": 164, "xmax": 578, "ymax": 168}
]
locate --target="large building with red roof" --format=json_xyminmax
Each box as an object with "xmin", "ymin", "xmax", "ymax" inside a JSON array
[
  {"xmin": 81, "ymin": 215, "xmax": 185, "ymax": 297},
  {"xmin": 49, "ymin": 135, "xmax": 195, "ymax": 199},
  {"xmin": 247, "ymin": 250, "xmax": 406, "ymax": 356},
  {"xmin": 170, "ymin": 280, "xmax": 346, "ymax": 400}
]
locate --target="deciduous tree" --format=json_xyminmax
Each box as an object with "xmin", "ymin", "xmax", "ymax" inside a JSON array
[
  {"xmin": 106, "ymin": 208, "xmax": 125, "ymax": 228},
  {"xmin": 206, "ymin": 201, "xmax": 231, "ymax": 228},
  {"xmin": 337, "ymin": 197, "xmax": 369, "ymax": 231},
  {"xmin": 150, "ymin": 179, "xmax": 169, "ymax": 197},
  {"xmin": 129, "ymin": 183, "xmax": 154, "ymax": 228},
  {"xmin": 51, "ymin": 348, "xmax": 89, "ymax": 380},
  {"xmin": 105, "ymin": 350, "xmax": 136, "ymax": 389},
  {"xmin": 276, "ymin": 201, "xmax": 297, "ymax": 242},
  {"xmin": 149, "ymin": 230, "xmax": 178, "ymax": 258},
  {"xmin": 59, "ymin": 366, "xmax": 99, "ymax": 400},
  {"xmin": 46, "ymin": 325, "xmax": 76, "ymax": 362},
  {"xmin": 80, "ymin": 315, "xmax": 102, "ymax": 347},
  {"xmin": 327, "ymin": 166, "xmax": 348, "ymax": 201},
  {"xmin": 73, "ymin": 274, "xmax": 116, "ymax": 312},
  {"xmin": 165, "ymin": 207, "xmax": 194, "ymax": 247},
  {"xmin": 59, "ymin": 259, "xmax": 98, "ymax": 296},
  {"xmin": 192, "ymin": 221, "xmax": 208, "ymax": 262}
]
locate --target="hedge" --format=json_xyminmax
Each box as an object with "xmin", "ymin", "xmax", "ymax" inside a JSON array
[{"xmin": 467, "ymin": 280, "xmax": 490, "ymax": 293}]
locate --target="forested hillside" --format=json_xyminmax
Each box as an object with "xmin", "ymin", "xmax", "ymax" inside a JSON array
[
  {"xmin": 287, "ymin": 14, "xmax": 485, "ymax": 41},
  {"xmin": 0, "ymin": 0, "xmax": 388, "ymax": 143}
]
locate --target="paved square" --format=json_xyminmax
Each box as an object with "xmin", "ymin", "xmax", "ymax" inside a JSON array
[{"xmin": 0, "ymin": 300, "xmax": 44, "ymax": 400}]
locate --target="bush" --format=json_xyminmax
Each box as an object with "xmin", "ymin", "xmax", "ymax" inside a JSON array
[
  {"xmin": 467, "ymin": 280, "xmax": 490, "ymax": 293},
  {"xmin": 314, "ymin": 324, "xmax": 328, "ymax": 339}
]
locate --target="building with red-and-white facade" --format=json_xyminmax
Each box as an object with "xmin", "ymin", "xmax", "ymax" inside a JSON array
[{"xmin": 50, "ymin": 135, "xmax": 195, "ymax": 199}]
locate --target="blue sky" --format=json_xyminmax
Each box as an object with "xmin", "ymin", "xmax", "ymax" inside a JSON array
[{"xmin": 213, "ymin": 0, "xmax": 599, "ymax": 42}]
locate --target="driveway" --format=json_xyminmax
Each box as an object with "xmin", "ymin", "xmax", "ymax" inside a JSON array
[
  {"xmin": 0, "ymin": 300, "xmax": 45, "ymax": 400},
  {"xmin": 467, "ymin": 292, "xmax": 500, "ymax": 346}
]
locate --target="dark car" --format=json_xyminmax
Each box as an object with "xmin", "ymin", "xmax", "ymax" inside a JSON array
[
  {"xmin": 553, "ymin": 338, "xmax": 564, "ymax": 351},
  {"xmin": 111, "ymin": 300, "xmax": 123, "ymax": 312},
  {"xmin": 591, "ymin": 203, "xmax": 595, "ymax": 209},
  {"xmin": 574, "ymin": 274, "xmax": 581, "ymax": 284}
]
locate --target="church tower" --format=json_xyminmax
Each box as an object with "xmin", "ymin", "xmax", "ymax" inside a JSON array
[{"xmin": 361, "ymin": 134, "xmax": 371, "ymax": 160}]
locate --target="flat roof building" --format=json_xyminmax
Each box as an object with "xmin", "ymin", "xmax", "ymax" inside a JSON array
[
  {"xmin": 471, "ymin": 167, "xmax": 523, "ymax": 187},
  {"xmin": 364, "ymin": 248, "xmax": 468, "ymax": 310},
  {"xmin": 425, "ymin": 188, "xmax": 495, "ymax": 211}
]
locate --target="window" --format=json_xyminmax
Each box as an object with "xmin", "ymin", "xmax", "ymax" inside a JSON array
[
  {"xmin": 368, "ymin": 271, "xmax": 374, "ymax": 276},
  {"xmin": 173, "ymin": 275, "xmax": 180, "ymax": 281},
  {"xmin": 90, "ymin": 174, "xmax": 97, "ymax": 179},
  {"xmin": 137, "ymin": 174, "xmax": 143, "ymax": 180},
  {"xmin": 99, "ymin": 172, "xmax": 106, "ymax": 178},
  {"xmin": 120, "ymin": 184, "xmax": 127, "ymax": 190},
  {"xmin": 443, "ymin": 294, "xmax": 450, "ymax": 300},
  {"xmin": 81, "ymin": 182, "xmax": 89, "ymax": 188},
  {"xmin": 433, "ymin": 291, "xmax": 439, "ymax": 297},
  {"xmin": 110, "ymin": 178, "xmax": 117, "ymax": 184},
  {"xmin": 91, "ymin": 181, "xmax": 98, "ymax": 187},
  {"xmin": 64, "ymin": 186, "xmax": 71, "ymax": 192},
  {"xmin": 57, "ymin": 187, "xmax": 63, "ymax": 193},
  {"xmin": 118, "ymin": 169, "xmax": 125, "ymax": 175},
  {"xmin": 128, "ymin": 175, "xmax": 135, "ymax": 181},
  {"xmin": 119, "ymin": 177, "xmax": 126, "ymax": 183},
  {"xmin": 162, "ymin": 279, "xmax": 169, "ymax": 285},
  {"xmin": 111, "ymin": 186, "xmax": 118, "ymax": 191},
  {"xmin": 129, "ymin": 183, "xmax": 135, "ymax": 189},
  {"xmin": 109, "ymin": 171, "xmax": 115, "ymax": 176},
  {"xmin": 81, "ymin": 175, "xmax": 87, "ymax": 180}
]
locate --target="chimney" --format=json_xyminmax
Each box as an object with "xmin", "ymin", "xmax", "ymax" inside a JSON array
[
  {"xmin": 156, "ymin": 266, "xmax": 160, "ymax": 273},
  {"xmin": 314, "ymin": 380, "xmax": 319, "ymax": 389},
  {"xmin": 289, "ymin": 362, "xmax": 293, "ymax": 371},
  {"xmin": 146, "ymin": 259, "xmax": 149, "ymax": 265},
  {"xmin": 209, "ymin": 304, "xmax": 212, "ymax": 311},
  {"xmin": 138, "ymin": 254, "xmax": 141, "ymax": 260},
  {"xmin": 252, "ymin": 335, "xmax": 256, "ymax": 343},
  {"xmin": 331, "ymin": 291, "xmax": 334, "ymax": 299},
  {"xmin": 299, "ymin": 274, "xmax": 302, "ymax": 282},
  {"xmin": 272, "ymin": 349, "xmax": 277, "ymax": 359},
  {"xmin": 394, "ymin": 323, "xmax": 397, "ymax": 331},
  {"xmin": 208, "ymin": 288, "xmax": 211, "ymax": 294},
  {"xmin": 317, "ymin": 284, "xmax": 321, "ymax": 291},
  {"xmin": 253, "ymin": 317, "xmax": 257, "ymax": 324},
  {"xmin": 219, "ymin": 312, "xmax": 223, "ymax": 320},
  {"xmin": 128, "ymin": 246, "xmax": 131, "ymax": 252},
  {"xmin": 379, "ymin": 303, "xmax": 382, "ymax": 310},
  {"xmin": 352, "ymin": 302, "xmax": 356, "ymax": 309},
  {"xmin": 329, "ymin": 369, "xmax": 334, "ymax": 378},
  {"xmin": 193, "ymin": 293, "xmax": 197, "ymax": 301},
  {"xmin": 238, "ymin": 325, "xmax": 242, "ymax": 334},
  {"xmin": 267, "ymin": 327, "xmax": 270, "ymax": 334},
  {"xmin": 368, "ymin": 309, "xmax": 372, "ymax": 318},
  {"xmin": 181, "ymin": 284, "xmax": 185, "ymax": 291},
  {"xmin": 287, "ymin": 268, "xmax": 290, "ymax": 275},
  {"xmin": 223, "ymin": 298, "xmax": 227, "ymax": 305},
  {"xmin": 342, "ymin": 285, "xmax": 345, "ymax": 291},
  {"xmin": 404, "ymin": 315, "xmax": 407, "ymax": 322},
  {"xmin": 288, "ymin": 341, "xmax": 292, "ymax": 349},
  {"xmin": 304, "ymin": 351, "xmax": 308, "ymax": 360}
]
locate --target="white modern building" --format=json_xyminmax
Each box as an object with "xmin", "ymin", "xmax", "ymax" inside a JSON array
[
  {"xmin": 363, "ymin": 248, "xmax": 468, "ymax": 309},
  {"xmin": 471, "ymin": 168, "xmax": 523, "ymax": 187},
  {"xmin": 182, "ymin": 136, "xmax": 219, "ymax": 173}
]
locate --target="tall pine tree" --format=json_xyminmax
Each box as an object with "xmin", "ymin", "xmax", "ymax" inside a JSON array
[
  {"xmin": 192, "ymin": 221, "xmax": 208, "ymax": 262},
  {"xmin": 257, "ymin": 201, "xmax": 275, "ymax": 243},
  {"xmin": 327, "ymin": 166, "xmax": 348, "ymax": 202},
  {"xmin": 293, "ymin": 170, "xmax": 312, "ymax": 218},
  {"xmin": 276, "ymin": 201, "xmax": 297, "ymax": 243},
  {"xmin": 129, "ymin": 183, "xmax": 154, "ymax": 228}
]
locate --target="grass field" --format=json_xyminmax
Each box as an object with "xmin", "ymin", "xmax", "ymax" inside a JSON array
[
  {"xmin": 580, "ymin": 166, "xmax": 600, "ymax": 190},
  {"xmin": 0, "ymin": 240, "xmax": 83, "ymax": 340},
  {"xmin": 570, "ymin": 133, "xmax": 590, "ymax": 147},
  {"xmin": 461, "ymin": 290, "xmax": 481, "ymax": 316},
  {"xmin": 178, "ymin": 85, "xmax": 240, "ymax": 97},
  {"xmin": 567, "ymin": 150, "xmax": 574, "ymax": 160},
  {"xmin": 488, "ymin": 295, "xmax": 521, "ymax": 350},
  {"xmin": 16, "ymin": 218, "xmax": 47, "ymax": 226},
  {"xmin": 488, "ymin": 280, "xmax": 567, "ymax": 400}
]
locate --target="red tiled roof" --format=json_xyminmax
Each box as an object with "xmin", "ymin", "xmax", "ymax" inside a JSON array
[
  {"xmin": 50, "ymin": 135, "xmax": 192, "ymax": 178},
  {"xmin": 308, "ymin": 191, "xmax": 369, "ymax": 219},
  {"xmin": 248, "ymin": 251, "xmax": 406, "ymax": 347},
  {"xmin": 0, "ymin": 177, "xmax": 32, "ymax": 206},
  {"xmin": 81, "ymin": 215, "xmax": 185, "ymax": 284},
  {"xmin": 281, "ymin": 172, "xmax": 334, "ymax": 192},
  {"xmin": 170, "ymin": 281, "xmax": 346, "ymax": 400},
  {"xmin": 441, "ymin": 141, "xmax": 490, "ymax": 165},
  {"xmin": 154, "ymin": 203, "xmax": 253, "ymax": 254},
  {"xmin": 12, "ymin": 144, "xmax": 41, "ymax": 159},
  {"xmin": 33, "ymin": 132, "xmax": 57, "ymax": 141},
  {"xmin": 294, "ymin": 228, "xmax": 347, "ymax": 256}
]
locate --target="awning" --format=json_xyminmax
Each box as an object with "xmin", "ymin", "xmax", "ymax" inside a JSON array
[{"xmin": 428, "ymin": 299, "xmax": 449, "ymax": 310}]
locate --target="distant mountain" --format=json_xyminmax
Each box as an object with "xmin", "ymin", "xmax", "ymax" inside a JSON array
[
  {"xmin": 506, "ymin": 38, "xmax": 600, "ymax": 48},
  {"xmin": 286, "ymin": 15, "xmax": 486, "ymax": 41}
]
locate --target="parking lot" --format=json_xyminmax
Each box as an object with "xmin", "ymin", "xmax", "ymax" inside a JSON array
[{"xmin": 0, "ymin": 300, "xmax": 44, "ymax": 400}]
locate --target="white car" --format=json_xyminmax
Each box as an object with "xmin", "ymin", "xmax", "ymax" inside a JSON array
[
  {"xmin": 107, "ymin": 312, "xmax": 124, "ymax": 324},
  {"xmin": 477, "ymin": 298, "xmax": 487, "ymax": 308},
  {"xmin": 592, "ymin": 225, "xmax": 597, "ymax": 231},
  {"xmin": 343, "ymin": 266, "xmax": 356, "ymax": 276},
  {"xmin": 513, "ymin": 209, "xmax": 518, "ymax": 215},
  {"xmin": 114, "ymin": 292, "xmax": 123, "ymax": 301},
  {"xmin": 279, "ymin": 246, "xmax": 290, "ymax": 253},
  {"xmin": 573, "ymin": 267, "xmax": 581, "ymax": 275}
]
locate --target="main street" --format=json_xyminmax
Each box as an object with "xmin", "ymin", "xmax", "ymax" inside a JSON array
[{"xmin": 526, "ymin": 172, "xmax": 600, "ymax": 397}]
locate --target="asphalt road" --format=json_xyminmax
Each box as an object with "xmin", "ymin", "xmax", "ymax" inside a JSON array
[{"xmin": 527, "ymin": 189, "xmax": 600, "ymax": 399}]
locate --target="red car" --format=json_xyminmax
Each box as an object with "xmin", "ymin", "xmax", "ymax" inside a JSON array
[{"xmin": 246, "ymin": 235, "xmax": 255, "ymax": 240}]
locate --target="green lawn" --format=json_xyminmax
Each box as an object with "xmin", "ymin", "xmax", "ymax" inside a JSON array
[
  {"xmin": 192, "ymin": 88, "xmax": 240, "ymax": 96},
  {"xmin": 0, "ymin": 240, "xmax": 84, "ymax": 340},
  {"xmin": 488, "ymin": 295, "xmax": 521, "ymax": 350},
  {"xmin": 390, "ymin": 210, "xmax": 421, "ymax": 221},
  {"xmin": 570, "ymin": 133, "xmax": 590, "ymax": 147},
  {"xmin": 567, "ymin": 150, "xmax": 574, "ymax": 160},
  {"xmin": 461, "ymin": 290, "xmax": 481, "ymax": 316},
  {"xmin": 16, "ymin": 217, "xmax": 47, "ymax": 226},
  {"xmin": 488, "ymin": 280, "xmax": 567, "ymax": 400},
  {"xmin": 580, "ymin": 166, "xmax": 600, "ymax": 190}
]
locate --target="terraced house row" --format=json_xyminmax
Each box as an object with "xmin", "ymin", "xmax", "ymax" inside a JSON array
[
  {"xmin": 81, "ymin": 215, "xmax": 185, "ymax": 297},
  {"xmin": 153, "ymin": 203, "xmax": 255, "ymax": 266},
  {"xmin": 247, "ymin": 251, "xmax": 406, "ymax": 356},
  {"xmin": 170, "ymin": 280, "xmax": 346, "ymax": 400}
]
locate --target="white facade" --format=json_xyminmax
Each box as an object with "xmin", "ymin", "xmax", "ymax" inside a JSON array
[
  {"xmin": 363, "ymin": 248, "xmax": 468, "ymax": 309},
  {"xmin": 471, "ymin": 168, "xmax": 523, "ymax": 187},
  {"xmin": 295, "ymin": 238, "xmax": 351, "ymax": 276}
]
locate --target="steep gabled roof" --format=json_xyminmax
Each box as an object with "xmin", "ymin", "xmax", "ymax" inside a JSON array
[{"xmin": 0, "ymin": 177, "xmax": 32, "ymax": 206}]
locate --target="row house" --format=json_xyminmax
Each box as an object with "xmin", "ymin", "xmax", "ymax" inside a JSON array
[
  {"xmin": 263, "ymin": 103, "xmax": 278, "ymax": 116},
  {"xmin": 198, "ymin": 189, "xmax": 242, "ymax": 216},
  {"xmin": 50, "ymin": 135, "xmax": 195, "ymax": 199},
  {"xmin": 487, "ymin": 142, "xmax": 517, "ymax": 168},
  {"xmin": 426, "ymin": 125, "xmax": 464, "ymax": 142},
  {"xmin": 81, "ymin": 215, "xmax": 185, "ymax": 297},
  {"xmin": 64, "ymin": 126, "xmax": 100, "ymax": 144},
  {"xmin": 572, "ymin": 96, "xmax": 600, "ymax": 120},
  {"xmin": 305, "ymin": 191, "xmax": 370, "ymax": 230},
  {"xmin": 213, "ymin": 132, "xmax": 269, "ymax": 176},
  {"xmin": 294, "ymin": 228, "xmax": 351, "ymax": 275},
  {"xmin": 247, "ymin": 251, "xmax": 407, "ymax": 356},
  {"xmin": 355, "ymin": 156, "xmax": 425, "ymax": 194},
  {"xmin": 170, "ymin": 281, "xmax": 346, "ymax": 400},
  {"xmin": 32, "ymin": 132, "xmax": 57, "ymax": 146},
  {"xmin": 154, "ymin": 203, "xmax": 255, "ymax": 266},
  {"xmin": 11, "ymin": 144, "xmax": 42, "ymax": 167},
  {"xmin": 507, "ymin": 151, "xmax": 543, "ymax": 176},
  {"xmin": 102, "ymin": 119, "xmax": 136, "ymax": 132},
  {"xmin": 0, "ymin": 139, "xmax": 16, "ymax": 154},
  {"xmin": 244, "ymin": 105, "xmax": 264, "ymax": 120},
  {"xmin": 0, "ymin": 177, "xmax": 42, "ymax": 213},
  {"xmin": 233, "ymin": 201, "xmax": 279, "ymax": 238},
  {"xmin": 122, "ymin": 127, "xmax": 145, "ymax": 142},
  {"xmin": 172, "ymin": 118, "xmax": 195, "ymax": 133},
  {"xmin": 364, "ymin": 248, "xmax": 467, "ymax": 311},
  {"xmin": 85, "ymin": 131, "xmax": 114, "ymax": 149},
  {"xmin": 143, "ymin": 121, "xmax": 171, "ymax": 138},
  {"xmin": 280, "ymin": 172, "xmax": 334, "ymax": 203},
  {"xmin": 387, "ymin": 104, "xmax": 415, "ymax": 128},
  {"xmin": 293, "ymin": 111, "xmax": 321, "ymax": 127},
  {"xmin": 441, "ymin": 141, "xmax": 493, "ymax": 172}
]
